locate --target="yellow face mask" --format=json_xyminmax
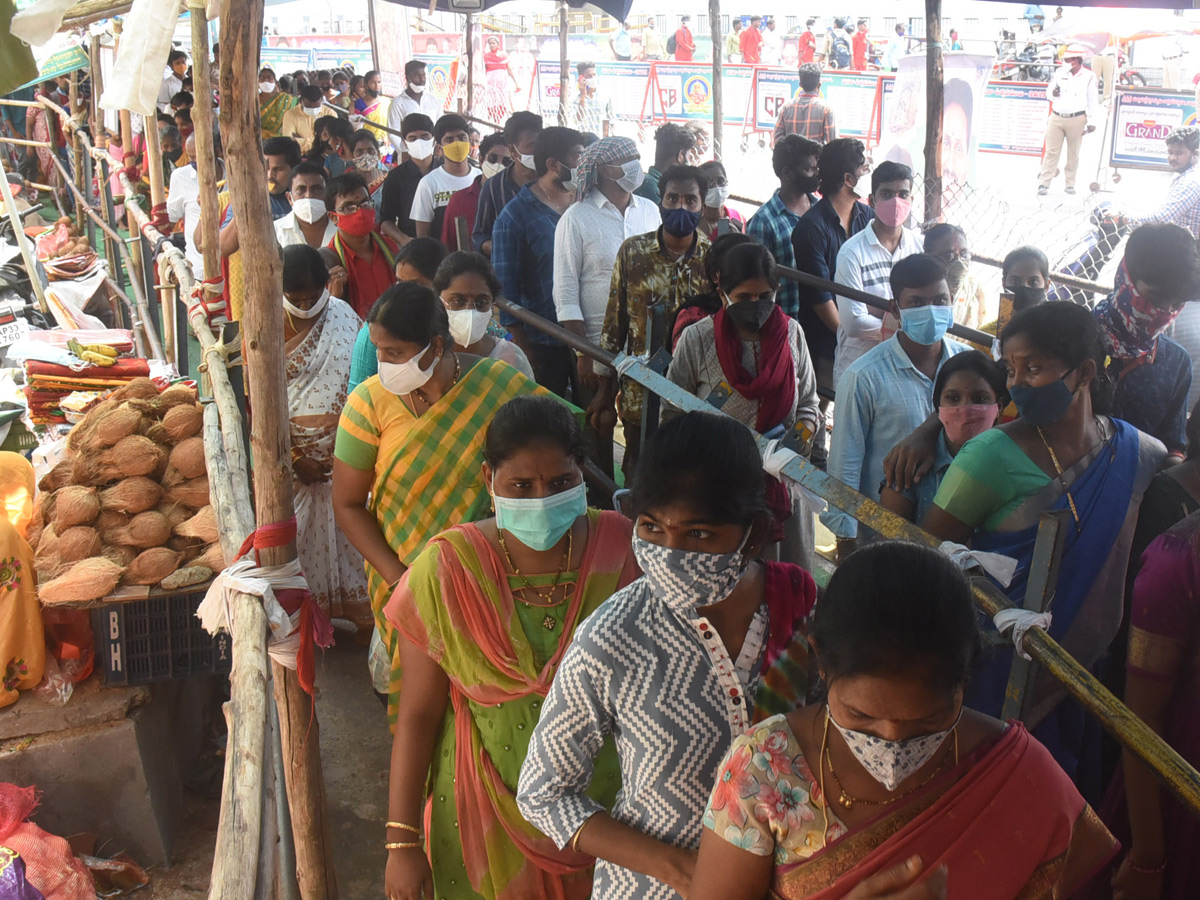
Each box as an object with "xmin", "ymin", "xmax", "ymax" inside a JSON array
[{"xmin": 442, "ymin": 140, "xmax": 471, "ymax": 164}]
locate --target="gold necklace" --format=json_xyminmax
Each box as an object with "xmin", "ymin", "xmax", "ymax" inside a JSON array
[
  {"xmin": 411, "ymin": 352, "xmax": 461, "ymax": 410},
  {"xmin": 1034, "ymin": 426, "xmax": 1081, "ymax": 532},
  {"xmin": 498, "ymin": 526, "xmax": 574, "ymax": 630},
  {"xmin": 821, "ymin": 710, "xmax": 958, "ymax": 811}
]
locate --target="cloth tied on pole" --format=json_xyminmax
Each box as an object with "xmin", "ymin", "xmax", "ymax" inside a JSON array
[{"xmin": 196, "ymin": 518, "xmax": 333, "ymax": 694}]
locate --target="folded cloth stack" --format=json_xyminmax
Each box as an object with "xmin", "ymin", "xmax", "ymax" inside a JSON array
[{"xmin": 24, "ymin": 359, "xmax": 152, "ymax": 425}]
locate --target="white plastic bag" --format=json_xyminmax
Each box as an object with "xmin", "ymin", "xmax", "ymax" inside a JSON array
[{"xmin": 99, "ymin": 0, "xmax": 181, "ymax": 118}]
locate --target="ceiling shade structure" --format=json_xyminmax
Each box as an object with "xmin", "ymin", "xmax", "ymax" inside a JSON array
[{"xmin": 378, "ymin": 0, "xmax": 634, "ymax": 23}]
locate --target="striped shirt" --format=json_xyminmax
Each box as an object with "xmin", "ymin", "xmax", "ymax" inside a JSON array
[
  {"xmin": 517, "ymin": 578, "xmax": 769, "ymax": 900},
  {"xmin": 832, "ymin": 224, "xmax": 923, "ymax": 385},
  {"xmin": 823, "ymin": 335, "xmax": 968, "ymax": 539}
]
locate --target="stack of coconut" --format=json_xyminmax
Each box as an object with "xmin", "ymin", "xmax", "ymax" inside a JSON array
[{"xmin": 30, "ymin": 378, "xmax": 225, "ymax": 604}]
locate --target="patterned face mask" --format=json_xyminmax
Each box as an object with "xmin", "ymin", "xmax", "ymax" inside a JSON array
[
  {"xmin": 632, "ymin": 530, "xmax": 750, "ymax": 612},
  {"xmin": 828, "ymin": 707, "xmax": 960, "ymax": 791}
]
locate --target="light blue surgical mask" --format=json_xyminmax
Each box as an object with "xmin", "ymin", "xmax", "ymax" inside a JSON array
[
  {"xmin": 492, "ymin": 476, "xmax": 587, "ymax": 551},
  {"xmin": 899, "ymin": 305, "xmax": 954, "ymax": 345}
]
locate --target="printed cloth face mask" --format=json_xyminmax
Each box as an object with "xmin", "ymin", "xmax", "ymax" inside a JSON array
[
  {"xmin": 828, "ymin": 707, "xmax": 960, "ymax": 791},
  {"xmin": 632, "ymin": 530, "xmax": 750, "ymax": 612}
]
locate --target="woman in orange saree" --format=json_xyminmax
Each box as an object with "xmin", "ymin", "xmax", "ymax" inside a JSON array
[{"xmin": 691, "ymin": 542, "xmax": 1117, "ymax": 900}]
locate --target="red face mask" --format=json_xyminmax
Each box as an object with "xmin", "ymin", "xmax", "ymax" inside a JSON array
[{"xmin": 334, "ymin": 207, "xmax": 375, "ymax": 237}]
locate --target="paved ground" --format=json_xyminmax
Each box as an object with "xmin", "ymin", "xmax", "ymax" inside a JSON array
[{"xmin": 141, "ymin": 636, "xmax": 389, "ymax": 899}]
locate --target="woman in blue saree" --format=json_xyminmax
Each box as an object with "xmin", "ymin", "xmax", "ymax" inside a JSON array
[{"xmin": 922, "ymin": 302, "xmax": 1164, "ymax": 790}]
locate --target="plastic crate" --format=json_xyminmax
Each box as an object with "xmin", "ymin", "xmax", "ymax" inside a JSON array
[{"xmin": 90, "ymin": 588, "xmax": 232, "ymax": 685}]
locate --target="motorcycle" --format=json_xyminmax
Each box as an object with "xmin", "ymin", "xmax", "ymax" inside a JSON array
[
  {"xmin": 1047, "ymin": 200, "xmax": 1129, "ymax": 306},
  {"xmin": 995, "ymin": 34, "xmax": 1056, "ymax": 82}
]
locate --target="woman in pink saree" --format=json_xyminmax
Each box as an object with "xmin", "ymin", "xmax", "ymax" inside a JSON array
[{"xmin": 691, "ymin": 542, "xmax": 1117, "ymax": 900}]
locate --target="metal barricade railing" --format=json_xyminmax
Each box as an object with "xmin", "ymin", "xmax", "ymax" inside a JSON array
[{"xmin": 494, "ymin": 295, "xmax": 1200, "ymax": 820}]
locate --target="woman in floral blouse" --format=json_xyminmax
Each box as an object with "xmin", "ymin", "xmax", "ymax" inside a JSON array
[{"xmin": 692, "ymin": 542, "xmax": 1119, "ymax": 900}]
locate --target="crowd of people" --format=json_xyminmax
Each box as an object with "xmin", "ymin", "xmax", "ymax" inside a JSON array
[{"xmin": 13, "ymin": 40, "xmax": 1200, "ymax": 900}]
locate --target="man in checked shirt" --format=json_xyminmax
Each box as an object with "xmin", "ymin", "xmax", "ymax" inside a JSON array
[
  {"xmin": 1114, "ymin": 127, "xmax": 1200, "ymax": 240},
  {"xmin": 772, "ymin": 64, "xmax": 838, "ymax": 148}
]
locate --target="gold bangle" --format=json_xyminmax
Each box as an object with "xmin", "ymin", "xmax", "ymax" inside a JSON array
[
  {"xmin": 385, "ymin": 841, "xmax": 423, "ymax": 850},
  {"xmin": 385, "ymin": 821, "xmax": 422, "ymax": 835},
  {"xmin": 570, "ymin": 823, "xmax": 585, "ymax": 853}
]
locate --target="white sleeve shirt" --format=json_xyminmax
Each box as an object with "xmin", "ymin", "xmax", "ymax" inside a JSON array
[{"xmin": 1047, "ymin": 65, "xmax": 1101, "ymax": 121}]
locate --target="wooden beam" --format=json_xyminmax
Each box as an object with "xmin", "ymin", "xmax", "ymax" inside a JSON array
[
  {"xmin": 923, "ymin": 0, "xmax": 944, "ymax": 224},
  {"xmin": 188, "ymin": 0, "xmax": 222, "ymax": 282},
  {"xmin": 219, "ymin": 0, "xmax": 338, "ymax": 895},
  {"xmin": 61, "ymin": 0, "xmax": 133, "ymax": 29}
]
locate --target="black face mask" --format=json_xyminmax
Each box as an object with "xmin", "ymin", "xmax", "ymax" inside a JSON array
[
  {"xmin": 727, "ymin": 298, "xmax": 776, "ymax": 332},
  {"xmin": 792, "ymin": 171, "xmax": 820, "ymax": 194},
  {"xmin": 1011, "ymin": 285, "xmax": 1047, "ymax": 312},
  {"xmin": 366, "ymin": 87, "xmax": 380, "ymax": 98},
  {"xmin": 164, "ymin": 147, "xmax": 183, "ymax": 163}
]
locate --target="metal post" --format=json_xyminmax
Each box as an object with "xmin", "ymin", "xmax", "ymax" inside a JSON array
[
  {"xmin": 558, "ymin": 1, "xmax": 569, "ymax": 126},
  {"xmin": 709, "ymin": 0, "xmax": 722, "ymax": 158},
  {"xmin": 923, "ymin": 0, "xmax": 944, "ymax": 223},
  {"xmin": 1001, "ymin": 511, "xmax": 1071, "ymax": 722}
]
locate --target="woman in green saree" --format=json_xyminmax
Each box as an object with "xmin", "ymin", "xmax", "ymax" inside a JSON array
[
  {"xmin": 382, "ymin": 395, "xmax": 638, "ymax": 900},
  {"xmin": 259, "ymin": 67, "xmax": 297, "ymax": 141},
  {"xmin": 332, "ymin": 283, "xmax": 544, "ymax": 728}
]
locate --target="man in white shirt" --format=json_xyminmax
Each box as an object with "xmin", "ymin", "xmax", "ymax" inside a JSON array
[
  {"xmin": 411, "ymin": 114, "xmax": 478, "ymax": 239},
  {"xmin": 762, "ymin": 17, "xmax": 783, "ymax": 66},
  {"xmin": 386, "ymin": 60, "xmax": 444, "ymax": 136},
  {"xmin": 553, "ymin": 136, "xmax": 660, "ymax": 474},
  {"xmin": 167, "ymin": 133, "xmax": 203, "ymax": 275},
  {"xmin": 157, "ymin": 50, "xmax": 188, "ymax": 114},
  {"xmin": 833, "ymin": 161, "xmax": 923, "ymax": 385},
  {"xmin": 1038, "ymin": 45, "xmax": 1101, "ymax": 196},
  {"xmin": 274, "ymin": 162, "xmax": 338, "ymax": 249}
]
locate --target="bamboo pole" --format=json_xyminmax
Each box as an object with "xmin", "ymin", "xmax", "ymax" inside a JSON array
[
  {"xmin": 464, "ymin": 14, "xmax": 474, "ymax": 116},
  {"xmin": 112, "ymin": 20, "xmax": 145, "ymax": 295},
  {"xmin": 207, "ymin": 589, "xmax": 270, "ymax": 900},
  {"xmin": 143, "ymin": 107, "xmax": 167, "ymax": 217},
  {"xmin": 709, "ymin": 0, "xmax": 722, "ymax": 158},
  {"xmin": 188, "ymin": 0, "xmax": 222, "ymax": 281},
  {"xmin": 923, "ymin": 0, "xmax": 944, "ymax": 223},
  {"xmin": 219, "ymin": 0, "xmax": 337, "ymax": 896}
]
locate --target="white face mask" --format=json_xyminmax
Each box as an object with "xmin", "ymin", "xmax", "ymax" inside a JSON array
[
  {"xmin": 291, "ymin": 198, "xmax": 326, "ymax": 224},
  {"xmin": 446, "ymin": 307, "xmax": 491, "ymax": 347},
  {"xmin": 302, "ymin": 105, "xmax": 321, "ymax": 117},
  {"xmin": 259, "ymin": 81, "xmax": 275, "ymax": 93},
  {"xmin": 615, "ymin": 160, "xmax": 645, "ymax": 193},
  {"xmin": 518, "ymin": 151, "xmax": 537, "ymax": 171},
  {"xmin": 828, "ymin": 707, "xmax": 960, "ymax": 791},
  {"xmin": 377, "ymin": 344, "xmax": 438, "ymax": 395},
  {"xmin": 282, "ymin": 288, "xmax": 330, "ymax": 320},
  {"xmin": 409, "ymin": 83, "xmax": 425, "ymax": 95},
  {"xmin": 406, "ymin": 138, "xmax": 435, "ymax": 160},
  {"xmin": 482, "ymin": 159, "xmax": 507, "ymax": 179},
  {"xmin": 559, "ymin": 163, "xmax": 579, "ymax": 191},
  {"xmin": 705, "ymin": 184, "xmax": 731, "ymax": 208}
]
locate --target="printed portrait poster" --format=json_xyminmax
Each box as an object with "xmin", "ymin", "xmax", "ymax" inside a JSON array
[{"xmin": 880, "ymin": 53, "xmax": 994, "ymax": 195}]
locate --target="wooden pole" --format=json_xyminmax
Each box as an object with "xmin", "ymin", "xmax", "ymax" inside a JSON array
[
  {"xmin": 558, "ymin": 1, "xmax": 569, "ymax": 126},
  {"xmin": 923, "ymin": 0, "xmax": 944, "ymax": 224},
  {"xmin": 69, "ymin": 72, "xmax": 85, "ymax": 234},
  {"xmin": 219, "ymin": 0, "xmax": 337, "ymax": 896},
  {"xmin": 188, "ymin": 0, "xmax": 222, "ymax": 281},
  {"xmin": 143, "ymin": 106, "xmax": 167, "ymax": 214},
  {"xmin": 709, "ymin": 0, "xmax": 722, "ymax": 158}
]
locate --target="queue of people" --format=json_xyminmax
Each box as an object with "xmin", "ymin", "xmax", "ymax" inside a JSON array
[{"xmin": 77, "ymin": 43, "xmax": 1200, "ymax": 900}]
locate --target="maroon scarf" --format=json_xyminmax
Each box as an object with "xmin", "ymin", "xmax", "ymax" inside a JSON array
[{"xmin": 712, "ymin": 305, "xmax": 796, "ymax": 433}]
